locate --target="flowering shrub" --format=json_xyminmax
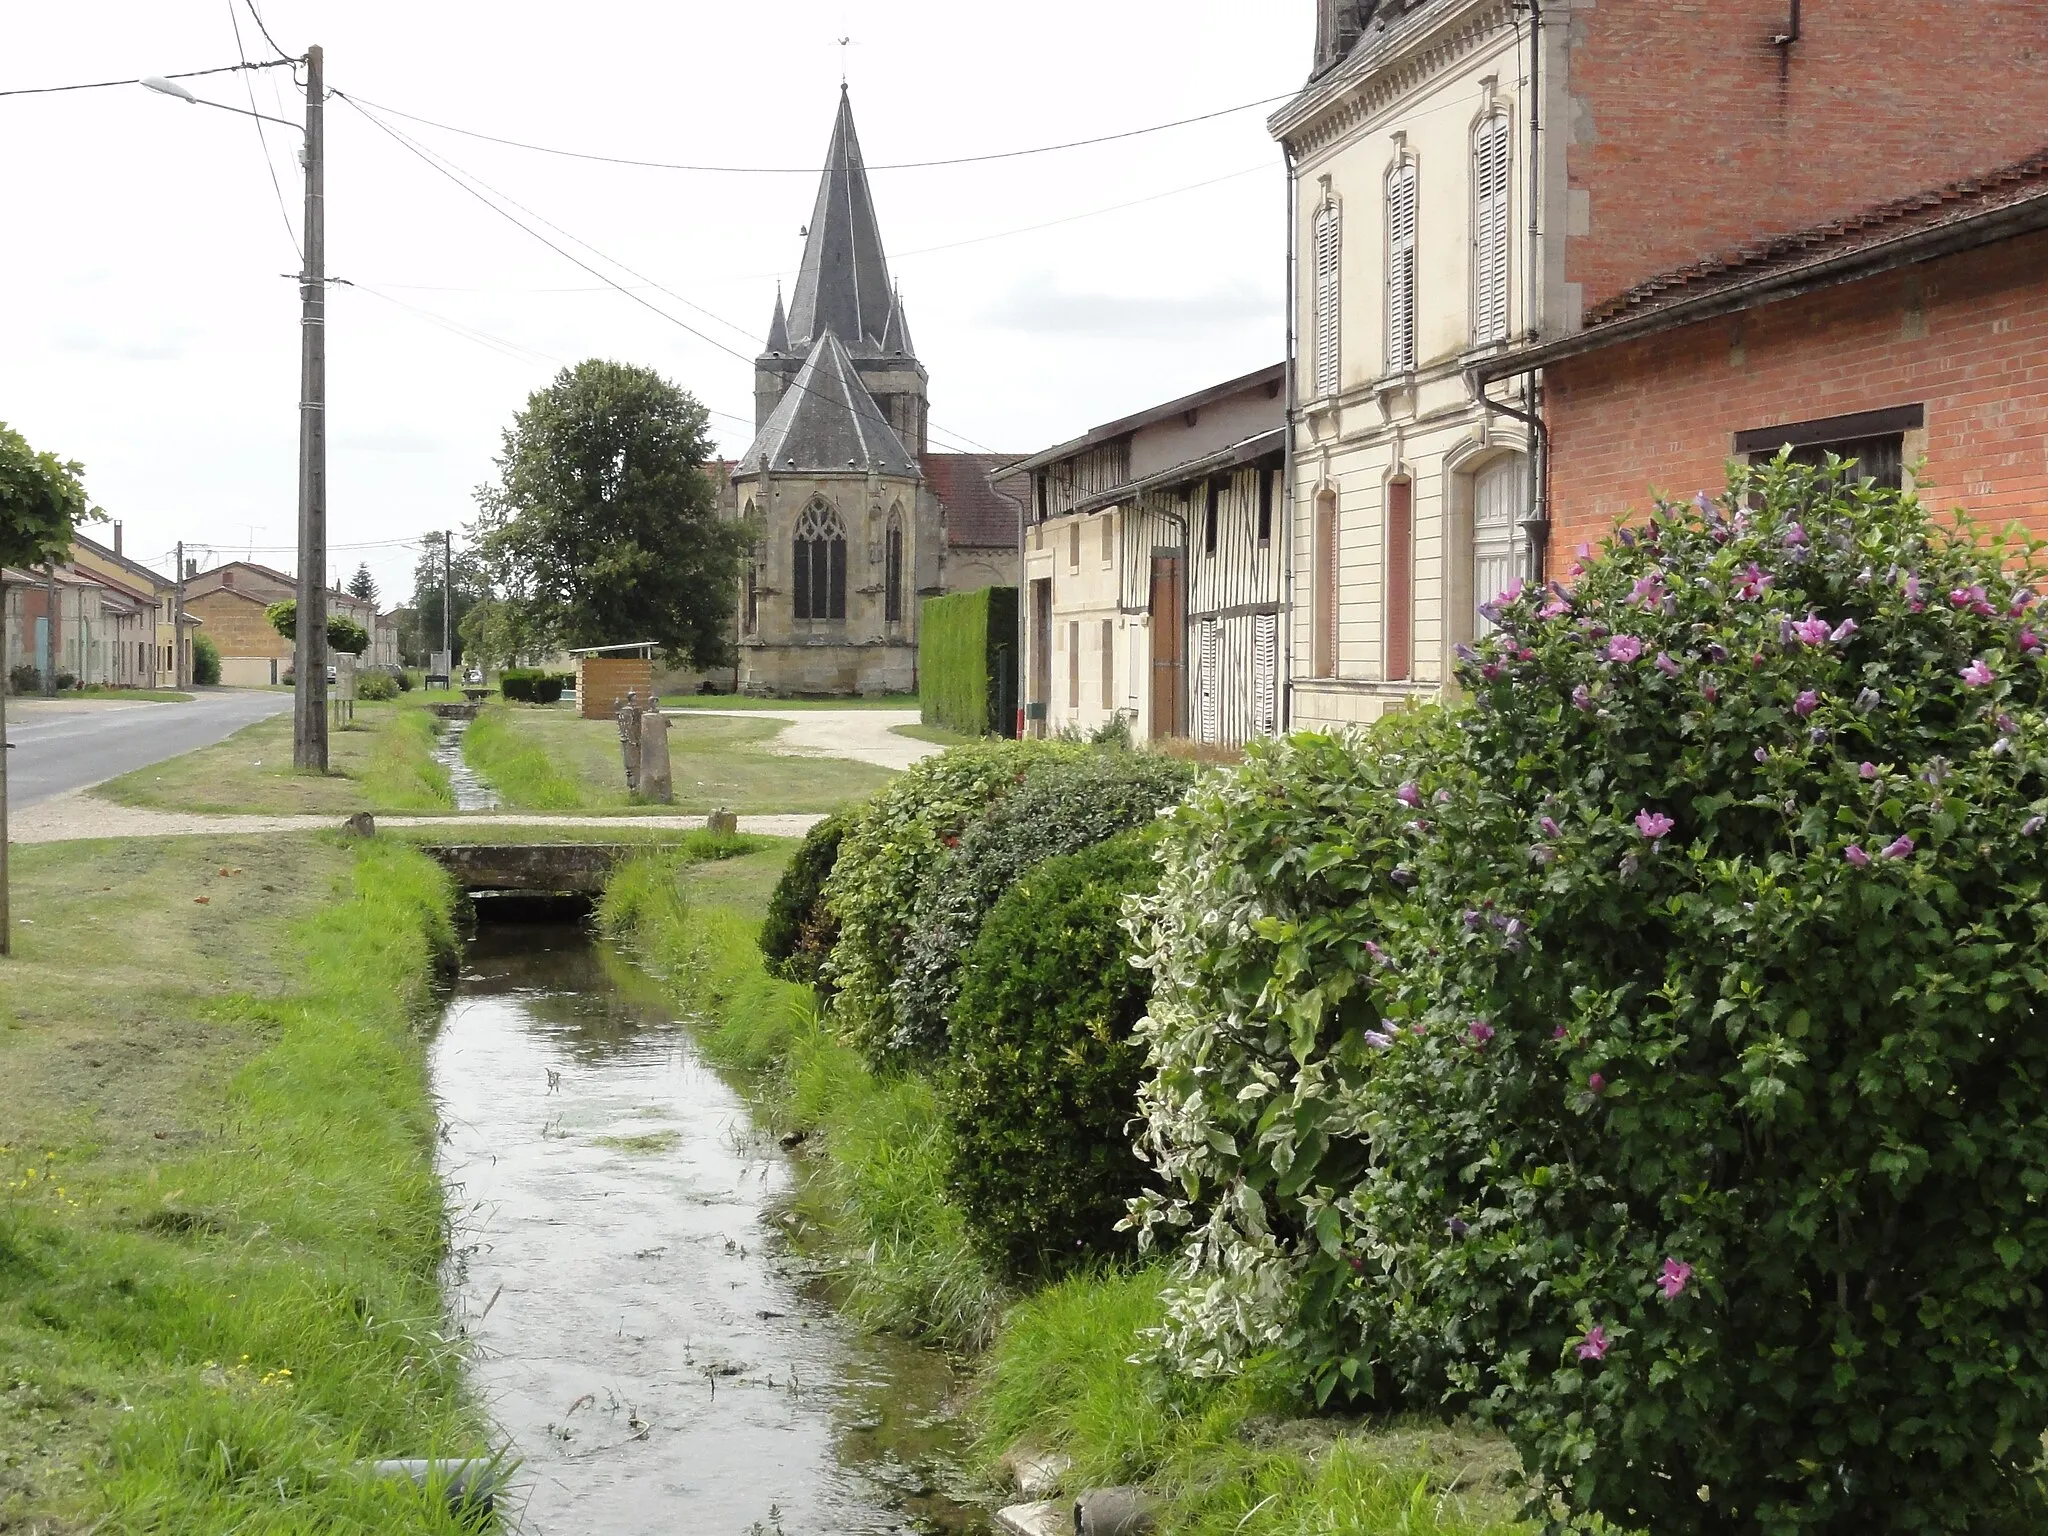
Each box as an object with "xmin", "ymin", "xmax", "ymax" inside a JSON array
[{"xmin": 1129, "ymin": 460, "xmax": 2048, "ymax": 1534}]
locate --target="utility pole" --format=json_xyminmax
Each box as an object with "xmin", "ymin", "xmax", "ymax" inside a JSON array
[
  {"xmin": 174, "ymin": 539, "xmax": 186, "ymax": 686},
  {"xmin": 41, "ymin": 563, "xmax": 58, "ymax": 697},
  {"xmin": 292, "ymin": 43, "xmax": 329, "ymax": 769},
  {"xmin": 1, "ymin": 573, "xmax": 11, "ymax": 956},
  {"xmin": 442, "ymin": 529, "xmax": 452, "ymax": 684}
]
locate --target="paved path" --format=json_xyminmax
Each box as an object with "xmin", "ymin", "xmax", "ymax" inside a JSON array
[
  {"xmin": 681, "ymin": 708, "xmax": 940, "ymax": 772},
  {"xmin": 3, "ymin": 690, "xmax": 290, "ymax": 809}
]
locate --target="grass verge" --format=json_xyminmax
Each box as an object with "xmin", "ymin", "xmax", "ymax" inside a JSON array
[
  {"xmin": 460, "ymin": 703, "xmax": 583, "ymax": 810},
  {"xmin": 598, "ymin": 844, "xmax": 1001, "ymax": 1347},
  {"xmin": 95, "ymin": 699, "xmax": 453, "ymax": 816},
  {"xmin": 0, "ymin": 832, "xmax": 487, "ymax": 1531},
  {"xmin": 656, "ymin": 693, "xmax": 918, "ymax": 711},
  {"xmin": 68, "ymin": 688, "xmax": 196, "ymax": 703}
]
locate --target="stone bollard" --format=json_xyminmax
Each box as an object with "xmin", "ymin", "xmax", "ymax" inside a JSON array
[
  {"xmin": 341, "ymin": 812, "xmax": 376, "ymax": 839},
  {"xmin": 706, "ymin": 807, "xmax": 739, "ymax": 837},
  {"xmin": 1074, "ymin": 1486, "xmax": 1158, "ymax": 1536},
  {"xmin": 615, "ymin": 689, "xmax": 643, "ymax": 791},
  {"xmin": 361, "ymin": 1456, "xmax": 517, "ymax": 1521},
  {"xmin": 637, "ymin": 701, "xmax": 674, "ymax": 804}
]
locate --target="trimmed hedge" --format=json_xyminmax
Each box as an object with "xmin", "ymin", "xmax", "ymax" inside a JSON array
[
  {"xmin": 500, "ymin": 668, "xmax": 569, "ymax": 704},
  {"xmin": 759, "ymin": 812, "xmax": 845, "ymax": 987},
  {"xmin": 920, "ymin": 586, "xmax": 1018, "ymax": 737},
  {"xmin": 891, "ymin": 749, "xmax": 1195, "ymax": 1057},
  {"xmin": 948, "ymin": 827, "xmax": 1163, "ymax": 1277}
]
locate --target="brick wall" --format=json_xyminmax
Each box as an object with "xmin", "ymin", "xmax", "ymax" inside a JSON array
[
  {"xmin": 1568, "ymin": 1, "xmax": 2048, "ymax": 314},
  {"xmin": 1547, "ymin": 230, "xmax": 2048, "ymax": 557},
  {"xmin": 187, "ymin": 590, "xmax": 289, "ymax": 659}
]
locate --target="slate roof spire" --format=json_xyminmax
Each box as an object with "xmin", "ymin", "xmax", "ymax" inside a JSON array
[
  {"xmin": 785, "ymin": 86, "xmax": 895, "ymax": 350},
  {"xmin": 738, "ymin": 329, "xmax": 920, "ymax": 479},
  {"xmin": 766, "ymin": 284, "xmax": 791, "ymax": 353},
  {"xmin": 880, "ymin": 286, "xmax": 914, "ymax": 358}
]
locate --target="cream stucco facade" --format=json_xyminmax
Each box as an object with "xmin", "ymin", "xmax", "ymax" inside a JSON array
[{"xmin": 1277, "ymin": 0, "xmax": 1568, "ymax": 729}]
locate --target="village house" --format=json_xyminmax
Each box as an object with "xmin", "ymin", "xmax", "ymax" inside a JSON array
[
  {"xmin": 2, "ymin": 562, "xmax": 164, "ymax": 689},
  {"xmin": 731, "ymin": 88, "xmax": 1021, "ymax": 696},
  {"xmin": 1277, "ymin": 0, "xmax": 2048, "ymax": 729},
  {"xmin": 182, "ymin": 560, "xmax": 394, "ymax": 686},
  {"xmin": 71, "ymin": 526, "xmax": 188, "ymax": 686},
  {"xmin": 1008, "ymin": 364, "xmax": 1286, "ymax": 745}
]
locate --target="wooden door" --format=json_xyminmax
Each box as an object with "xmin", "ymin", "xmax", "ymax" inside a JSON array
[
  {"xmin": 1029, "ymin": 578, "xmax": 1052, "ymax": 732},
  {"xmin": 1149, "ymin": 553, "xmax": 1184, "ymax": 738}
]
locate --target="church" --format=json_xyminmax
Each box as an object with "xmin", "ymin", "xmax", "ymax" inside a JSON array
[{"xmin": 732, "ymin": 89, "xmax": 1020, "ymax": 696}]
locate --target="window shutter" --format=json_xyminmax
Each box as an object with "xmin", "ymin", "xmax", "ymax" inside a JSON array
[
  {"xmin": 1386, "ymin": 163, "xmax": 1418, "ymax": 374},
  {"xmin": 1313, "ymin": 203, "xmax": 1342, "ymax": 398},
  {"xmin": 1473, "ymin": 115, "xmax": 1512, "ymax": 345},
  {"xmin": 1198, "ymin": 620, "xmax": 1220, "ymax": 743},
  {"xmin": 1253, "ymin": 612, "xmax": 1279, "ymax": 735}
]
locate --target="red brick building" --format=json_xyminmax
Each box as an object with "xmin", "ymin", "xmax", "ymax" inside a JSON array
[{"xmin": 1473, "ymin": 149, "xmax": 2048, "ymax": 557}]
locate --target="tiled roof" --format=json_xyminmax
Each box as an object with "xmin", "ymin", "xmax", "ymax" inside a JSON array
[
  {"xmin": 924, "ymin": 453, "xmax": 1026, "ymax": 549},
  {"xmin": 1587, "ymin": 147, "xmax": 2048, "ymax": 327}
]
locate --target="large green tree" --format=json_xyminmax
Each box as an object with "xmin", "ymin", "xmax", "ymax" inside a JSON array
[
  {"xmin": 0, "ymin": 422, "xmax": 90, "ymax": 568},
  {"xmin": 471, "ymin": 360, "xmax": 744, "ymax": 669}
]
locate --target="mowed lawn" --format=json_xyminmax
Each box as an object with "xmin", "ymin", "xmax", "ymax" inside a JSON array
[
  {"xmin": 94, "ymin": 699, "xmax": 453, "ymax": 816},
  {"xmin": 462, "ymin": 704, "xmax": 895, "ymax": 814}
]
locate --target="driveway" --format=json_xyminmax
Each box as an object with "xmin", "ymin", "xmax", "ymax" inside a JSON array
[{"xmin": 3, "ymin": 690, "xmax": 291, "ymax": 810}]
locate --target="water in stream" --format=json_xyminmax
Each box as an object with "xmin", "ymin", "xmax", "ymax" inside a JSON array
[
  {"xmin": 433, "ymin": 919, "xmax": 988, "ymax": 1535},
  {"xmin": 435, "ymin": 716, "xmax": 503, "ymax": 812}
]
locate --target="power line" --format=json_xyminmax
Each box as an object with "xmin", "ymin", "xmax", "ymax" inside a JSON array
[
  {"xmin": 342, "ymin": 88, "xmax": 1296, "ymax": 175},
  {"xmin": 0, "ymin": 59, "xmax": 288, "ymax": 99},
  {"xmin": 240, "ymin": 0, "xmax": 297, "ymax": 65},
  {"xmin": 227, "ymin": 0, "xmax": 300, "ymax": 260}
]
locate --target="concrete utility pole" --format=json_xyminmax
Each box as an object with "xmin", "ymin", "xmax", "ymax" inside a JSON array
[
  {"xmin": 442, "ymin": 529, "xmax": 452, "ymax": 681},
  {"xmin": 292, "ymin": 43, "xmax": 329, "ymax": 769},
  {"xmin": 41, "ymin": 563, "xmax": 58, "ymax": 696},
  {"xmin": 174, "ymin": 539, "xmax": 186, "ymax": 686}
]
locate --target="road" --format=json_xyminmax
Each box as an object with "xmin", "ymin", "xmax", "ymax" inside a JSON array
[{"xmin": 2, "ymin": 691, "xmax": 292, "ymax": 810}]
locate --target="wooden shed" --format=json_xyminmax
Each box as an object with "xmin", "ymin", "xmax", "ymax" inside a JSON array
[{"xmin": 572, "ymin": 643, "xmax": 656, "ymax": 721}]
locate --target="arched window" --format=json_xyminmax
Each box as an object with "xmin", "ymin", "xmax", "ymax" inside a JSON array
[
  {"xmin": 1311, "ymin": 488, "xmax": 1339, "ymax": 679},
  {"xmin": 1386, "ymin": 160, "xmax": 1419, "ymax": 374},
  {"xmin": 1472, "ymin": 112, "xmax": 1512, "ymax": 345},
  {"xmin": 1474, "ymin": 457, "xmax": 1523, "ymax": 637},
  {"xmin": 1312, "ymin": 198, "xmax": 1342, "ymax": 397},
  {"xmin": 884, "ymin": 510, "xmax": 905, "ymax": 622},
  {"xmin": 743, "ymin": 500, "xmax": 760, "ymax": 635},
  {"xmin": 793, "ymin": 500, "xmax": 847, "ymax": 621}
]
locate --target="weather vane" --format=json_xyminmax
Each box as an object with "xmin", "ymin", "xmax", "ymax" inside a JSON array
[{"xmin": 836, "ymin": 35, "xmax": 853, "ymax": 86}]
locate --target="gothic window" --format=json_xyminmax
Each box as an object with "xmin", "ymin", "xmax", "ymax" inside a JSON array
[
  {"xmin": 1312, "ymin": 199, "xmax": 1342, "ymax": 397},
  {"xmin": 1472, "ymin": 112, "xmax": 1513, "ymax": 345},
  {"xmin": 1386, "ymin": 160, "xmax": 1419, "ymax": 374},
  {"xmin": 885, "ymin": 511, "xmax": 905, "ymax": 622},
  {"xmin": 793, "ymin": 499, "xmax": 847, "ymax": 621}
]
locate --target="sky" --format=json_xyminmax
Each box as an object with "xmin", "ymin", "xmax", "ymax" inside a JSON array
[{"xmin": 0, "ymin": 2, "xmax": 1312, "ymax": 608}]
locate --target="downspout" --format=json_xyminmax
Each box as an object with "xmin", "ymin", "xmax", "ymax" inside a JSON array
[
  {"xmin": 1281, "ymin": 136, "xmax": 1300, "ymax": 732},
  {"xmin": 1478, "ymin": 386, "xmax": 1549, "ymax": 587},
  {"xmin": 989, "ymin": 469, "xmax": 1027, "ymax": 739}
]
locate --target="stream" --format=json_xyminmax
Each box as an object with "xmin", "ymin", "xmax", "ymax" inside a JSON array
[
  {"xmin": 432, "ymin": 916, "xmax": 988, "ymax": 1535},
  {"xmin": 435, "ymin": 716, "xmax": 502, "ymax": 812}
]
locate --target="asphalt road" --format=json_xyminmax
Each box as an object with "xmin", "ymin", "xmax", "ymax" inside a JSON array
[{"xmin": 2, "ymin": 690, "xmax": 292, "ymax": 810}]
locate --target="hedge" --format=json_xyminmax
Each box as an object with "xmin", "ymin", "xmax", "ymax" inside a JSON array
[
  {"xmin": 500, "ymin": 669, "xmax": 569, "ymax": 704},
  {"xmin": 920, "ymin": 586, "xmax": 1018, "ymax": 737},
  {"xmin": 759, "ymin": 812, "xmax": 845, "ymax": 987}
]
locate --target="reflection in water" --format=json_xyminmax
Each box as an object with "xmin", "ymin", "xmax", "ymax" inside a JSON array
[
  {"xmin": 436, "ymin": 718, "xmax": 502, "ymax": 811},
  {"xmin": 433, "ymin": 923, "xmax": 984, "ymax": 1535}
]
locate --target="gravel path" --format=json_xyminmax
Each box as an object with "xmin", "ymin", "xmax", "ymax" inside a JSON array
[{"xmin": 681, "ymin": 707, "xmax": 939, "ymax": 772}]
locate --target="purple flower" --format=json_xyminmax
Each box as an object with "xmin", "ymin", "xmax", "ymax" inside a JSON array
[
  {"xmin": 1572, "ymin": 684, "xmax": 1594, "ymax": 712},
  {"xmin": 1961, "ymin": 658, "xmax": 1997, "ymax": 687},
  {"xmin": 1397, "ymin": 781, "xmax": 1423, "ymax": 808},
  {"xmin": 1607, "ymin": 635, "xmax": 1645, "ymax": 664},
  {"xmin": 1856, "ymin": 565, "xmax": 1875, "ymax": 587},
  {"xmin": 1810, "ymin": 727, "xmax": 1831, "ymax": 746},
  {"xmin": 1629, "ymin": 571, "xmax": 1666, "ymax": 607},
  {"xmin": 1498, "ymin": 578, "xmax": 1526, "ymax": 605},
  {"xmin": 1792, "ymin": 613, "xmax": 1832, "ymax": 646},
  {"xmin": 1539, "ymin": 596, "xmax": 1569, "ymax": 620},
  {"xmin": 1468, "ymin": 1020, "xmax": 1496, "ymax": 1047},
  {"xmin": 1617, "ymin": 526, "xmax": 1637, "ymax": 548},
  {"xmin": 1658, "ymin": 1259, "xmax": 1694, "ymax": 1300},
  {"xmin": 1755, "ymin": 746, "xmax": 1770, "ymax": 764},
  {"xmin": 1463, "ymin": 909, "xmax": 1483, "ymax": 930},
  {"xmin": 1782, "ymin": 522, "xmax": 1808, "ymax": 547},
  {"xmin": 1734, "ymin": 564, "xmax": 1774, "ymax": 601},
  {"xmin": 1882, "ymin": 835, "xmax": 1915, "ymax": 860},
  {"xmin": 1577, "ymin": 1325, "xmax": 1612, "ymax": 1362},
  {"xmin": 1843, "ymin": 844, "xmax": 1871, "ymax": 867},
  {"xmin": 1481, "ymin": 662, "xmax": 1504, "ymax": 683},
  {"xmin": 1364, "ymin": 1030, "xmax": 1394, "ymax": 1051},
  {"xmin": 1860, "ymin": 761, "xmax": 1879, "ymax": 779},
  {"xmin": 1455, "ymin": 643, "xmax": 1479, "ymax": 663},
  {"xmin": 1363, "ymin": 940, "xmax": 1387, "ymax": 965},
  {"xmin": 1553, "ymin": 1025, "xmax": 1568, "ymax": 1040},
  {"xmin": 1390, "ymin": 867, "xmax": 1415, "ymax": 887},
  {"xmin": 2023, "ymin": 630, "xmax": 2044, "ymax": 655},
  {"xmin": 1655, "ymin": 651, "xmax": 1682, "ymax": 678},
  {"xmin": 2000, "ymin": 714, "xmax": 2020, "ymax": 736},
  {"xmin": 1446, "ymin": 1217, "xmax": 1470, "ymax": 1238},
  {"xmin": 1540, "ymin": 816, "xmax": 1562, "ymax": 838},
  {"xmin": 1794, "ymin": 690, "xmax": 1819, "ymax": 718},
  {"xmin": 1500, "ymin": 918, "xmax": 1526, "ymax": 950},
  {"xmin": 2024, "ymin": 816, "xmax": 2047, "ymax": 837},
  {"xmin": 1856, "ymin": 688, "xmax": 1881, "ymax": 713},
  {"xmin": 1829, "ymin": 618, "xmax": 1860, "ymax": 644},
  {"xmin": 1635, "ymin": 810, "xmax": 1675, "ymax": 841},
  {"xmin": 1905, "ymin": 574, "xmax": 1925, "ymax": 611},
  {"xmin": 1588, "ymin": 1073, "xmax": 1608, "ymax": 1095},
  {"xmin": 1950, "ymin": 584, "xmax": 1995, "ymax": 617},
  {"xmin": 1705, "ymin": 642, "xmax": 1730, "ymax": 664}
]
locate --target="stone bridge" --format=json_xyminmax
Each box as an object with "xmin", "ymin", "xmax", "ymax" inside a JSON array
[{"xmin": 421, "ymin": 843, "xmax": 630, "ymax": 895}]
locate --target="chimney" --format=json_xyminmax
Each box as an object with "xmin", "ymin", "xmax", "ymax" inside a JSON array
[
  {"xmin": 113, "ymin": 521, "xmax": 124, "ymax": 556},
  {"xmin": 222, "ymin": 569, "xmax": 234, "ymax": 588},
  {"xmin": 184, "ymin": 557, "xmax": 197, "ymax": 579}
]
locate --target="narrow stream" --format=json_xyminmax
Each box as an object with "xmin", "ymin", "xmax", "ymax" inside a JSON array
[
  {"xmin": 436, "ymin": 716, "xmax": 502, "ymax": 812},
  {"xmin": 432, "ymin": 918, "xmax": 987, "ymax": 1536}
]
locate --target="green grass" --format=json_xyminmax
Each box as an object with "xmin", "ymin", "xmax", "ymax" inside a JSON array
[
  {"xmin": 656, "ymin": 693, "xmax": 918, "ymax": 711},
  {"xmin": 599, "ymin": 845, "xmax": 1002, "ymax": 1347},
  {"xmin": 891, "ymin": 722, "xmax": 983, "ymax": 747},
  {"xmin": 0, "ymin": 832, "xmax": 487, "ymax": 1531},
  {"xmin": 68, "ymin": 688, "xmax": 196, "ymax": 703},
  {"xmin": 466, "ymin": 705, "xmax": 896, "ymax": 815},
  {"xmin": 979, "ymin": 1270, "xmax": 1532, "ymax": 1535},
  {"xmin": 95, "ymin": 699, "xmax": 453, "ymax": 816}
]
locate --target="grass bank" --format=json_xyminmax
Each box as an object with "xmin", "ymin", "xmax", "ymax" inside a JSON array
[
  {"xmin": 0, "ymin": 832, "xmax": 486, "ymax": 1531},
  {"xmin": 96, "ymin": 698, "xmax": 453, "ymax": 816},
  {"xmin": 657, "ymin": 692, "xmax": 917, "ymax": 711},
  {"xmin": 598, "ymin": 844, "xmax": 1001, "ymax": 1347},
  {"xmin": 467, "ymin": 704, "xmax": 895, "ymax": 815},
  {"xmin": 68, "ymin": 687, "xmax": 196, "ymax": 703}
]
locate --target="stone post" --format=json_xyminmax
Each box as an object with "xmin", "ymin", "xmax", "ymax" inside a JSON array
[
  {"xmin": 615, "ymin": 688, "xmax": 643, "ymax": 790},
  {"xmin": 637, "ymin": 700, "xmax": 673, "ymax": 804}
]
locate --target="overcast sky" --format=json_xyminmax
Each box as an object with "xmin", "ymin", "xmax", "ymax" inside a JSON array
[{"xmin": 1, "ymin": 2, "xmax": 1310, "ymax": 606}]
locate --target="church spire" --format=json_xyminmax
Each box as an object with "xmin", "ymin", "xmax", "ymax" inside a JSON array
[
  {"xmin": 880, "ymin": 285, "xmax": 914, "ymax": 358},
  {"xmin": 785, "ymin": 87, "xmax": 895, "ymax": 351},
  {"xmin": 766, "ymin": 283, "xmax": 791, "ymax": 353}
]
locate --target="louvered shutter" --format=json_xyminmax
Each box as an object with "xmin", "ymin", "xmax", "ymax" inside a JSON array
[
  {"xmin": 1313, "ymin": 203, "xmax": 1342, "ymax": 397},
  {"xmin": 1252, "ymin": 612, "xmax": 1279, "ymax": 736},
  {"xmin": 1198, "ymin": 620, "xmax": 1221, "ymax": 743},
  {"xmin": 1473, "ymin": 115, "xmax": 1512, "ymax": 345},
  {"xmin": 1386, "ymin": 163, "xmax": 1419, "ymax": 374}
]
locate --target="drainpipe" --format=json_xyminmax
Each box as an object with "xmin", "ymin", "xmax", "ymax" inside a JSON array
[
  {"xmin": 989, "ymin": 469, "xmax": 1028, "ymax": 739},
  {"xmin": 1477, "ymin": 385, "xmax": 1549, "ymax": 587},
  {"xmin": 1280, "ymin": 137, "xmax": 1300, "ymax": 732}
]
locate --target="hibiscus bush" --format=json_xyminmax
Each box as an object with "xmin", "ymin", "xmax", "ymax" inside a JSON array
[{"xmin": 1130, "ymin": 458, "xmax": 2048, "ymax": 1534}]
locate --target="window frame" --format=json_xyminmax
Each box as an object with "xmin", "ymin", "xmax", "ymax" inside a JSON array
[
  {"xmin": 1471, "ymin": 110, "xmax": 1512, "ymax": 346},
  {"xmin": 792, "ymin": 499, "xmax": 848, "ymax": 622}
]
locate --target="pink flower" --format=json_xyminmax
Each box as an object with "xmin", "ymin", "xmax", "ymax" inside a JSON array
[
  {"xmin": 1792, "ymin": 613, "xmax": 1832, "ymax": 646},
  {"xmin": 1635, "ymin": 810, "xmax": 1675, "ymax": 841},
  {"xmin": 1950, "ymin": 584, "xmax": 1995, "ymax": 616},
  {"xmin": 2023, "ymin": 630, "xmax": 2044, "ymax": 655},
  {"xmin": 1468, "ymin": 1020, "xmax": 1496, "ymax": 1047},
  {"xmin": 1498, "ymin": 578, "xmax": 1526, "ymax": 605},
  {"xmin": 1572, "ymin": 684, "xmax": 1594, "ymax": 712},
  {"xmin": 1794, "ymin": 690, "xmax": 1819, "ymax": 718},
  {"xmin": 1843, "ymin": 844, "xmax": 1870, "ymax": 867},
  {"xmin": 1655, "ymin": 651, "xmax": 1682, "ymax": 678},
  {"xmin": 1859, "ymin": 761, "xmax": 1879, "ymax": 779},
  {"xmin": 1658, "ymin": 1259, "xmax": 1694, "ymax": 1300},
  {"xmin": 1782, "ymin": 522, "xmax": 1808, "ymax": 547},
  {"xmin": 1734, "ymin": 563, "xmax": 1774, "ymax": 601},
  {"xmin": 1588, "ymin": 1073, "xmax": 1607, "ymax": 1094},
  {"xmin": 1607, "ymin": 635, "xmax": 1644, "ymax": 664},
  {"xmin": 1882, "ymin": 835, "xmax": 1915, "ymax": 859},
  {"xmin": 1701, "ymin": 681, "xmax": 1719, "ymax": 703},
  {"xmin": 1397, "ymin": 781, "xmax": 1423, "ymax": 808},
  {"xmin": 1961, "ymin": 659, "xmax": 1997, "ymax": 687},
  {"xmin": 1553, "ymin": 1025, "xmax": 1568, "ymax": 1040},
  {"xmin": 1540, "ymin": 816, "xmax": 1562, "ymax": 838},
  {"xmin": 1576, "ymin": 1325, "xmax": 1611, "ymax": 1362},
  {"xmin": 1539, "ymin": 597, "xmax": 1569, "ymax": 620},
  {"xmin": 1629, "ymin": 571, "xmax": 1666, "ymax": 607},
  {"xmin": 1830, "ymin": 618, "xmax": 1860, "ymax": 644}
]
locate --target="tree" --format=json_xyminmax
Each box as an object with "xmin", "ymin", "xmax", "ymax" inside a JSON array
[
  {"xmin": 472, "ymin": 360, "xmax": 745, "ymax": 668},
  {"xmin": 265, "ymin": 599, "xmax": 369, "ymax": 655},
  {"xmin": 457, "ymin": 595, "xmax": 540, "ymax": 674},
  {"xmin": 345, "ymin": 563, "xmax": 378, "ymax": 604},
  {"xmin": 406, "ymin": 535, "xmax": 486, "ymax": 666},
  {"xmin": 0, "ymin": 422, "xmax": 90, "ymax": 568}
]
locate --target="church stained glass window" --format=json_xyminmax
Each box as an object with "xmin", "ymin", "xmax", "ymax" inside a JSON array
[
  {"xmin": 794, "ymin": 500, "xmax": 847, "ymax": 621},
  {"xmin": 885, "ymin": 512, "xmax": 905, "ymax": 622}
]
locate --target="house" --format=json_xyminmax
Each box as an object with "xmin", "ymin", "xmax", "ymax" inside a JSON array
[
  {"xmin": 1471, "ymin": 152, "xmax": 2048, "ymax": 549},
  {"xmin": 731, "ymin": 88, "xmax": 1021, "ymax": 696},
  {"xmin": 1008, "ymin": 365, "xmax": 1286, "ymax": 745},
  {"xmin": 70, "ymin": 526, "xmax": 186, "ymax": 685},
  {"xmin": 2, "ymin": 562, "xmax": 164, "ymax": 689},
  {"xmin": 182, "ymin": 560, "xmax": 384, "ymax": 687},
  {"xmin": 1276, "ymin": 0, "xmax": 2048, "ymax": 729}
]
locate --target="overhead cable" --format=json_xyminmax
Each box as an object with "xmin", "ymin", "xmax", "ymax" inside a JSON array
[{"xmin": 0, "ymin": 59, "xmax": 288, "ymax": 99}]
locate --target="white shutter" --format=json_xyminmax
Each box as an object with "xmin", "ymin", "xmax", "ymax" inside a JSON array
[
  {"xmin": 1313, "ymin": 203, "xmax": 1342, "ymax": 398},
  {"xmin": 1386, "ymin": 163, "xmax": 1418, "ymax": 374},
  {"xmin": 1473, "ymin": 115, "xmax": 1512, "ymax": 345},
  {"xmin": 1474, "ymin": 457, "xmax": 1521, "ymax": 636},
  {"xmin": 1198, "ymin": 620, "xmax": 1221, "ymax": 743},
  {"xmin": 1253, "ymin": 612, "xmax": 1279, "ymax": 736}
]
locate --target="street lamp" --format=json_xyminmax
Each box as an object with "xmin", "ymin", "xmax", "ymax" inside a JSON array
[{"xmin": 141, "ymin": 49, "xmax": 330, "ymax": 771}]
